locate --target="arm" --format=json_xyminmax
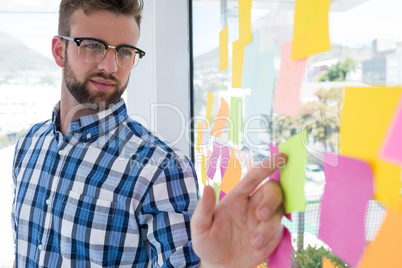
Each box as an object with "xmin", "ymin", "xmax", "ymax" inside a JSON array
[{"xmin": 191, "ymin": 153, "xmax": 287, "ymax": 268}]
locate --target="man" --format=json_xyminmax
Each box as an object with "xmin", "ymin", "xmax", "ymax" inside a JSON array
[{"xmin": 12, "ymin": 0, "xmax": 287, "ymax": 267}]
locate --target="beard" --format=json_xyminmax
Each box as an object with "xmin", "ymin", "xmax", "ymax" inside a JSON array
[{"xmin": 63, "ymin": 55, "xmax": 129, "ymax": 111}]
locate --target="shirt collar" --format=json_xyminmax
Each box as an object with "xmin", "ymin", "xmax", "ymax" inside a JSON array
[{"xmin": 52, "ymin": 99, "xmax": 128, "ymax": 142}]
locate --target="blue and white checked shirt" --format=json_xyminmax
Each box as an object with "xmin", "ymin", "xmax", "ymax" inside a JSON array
[{"xmin": 12, "ymin": 99, "xmax": 200, "ymax": 267}]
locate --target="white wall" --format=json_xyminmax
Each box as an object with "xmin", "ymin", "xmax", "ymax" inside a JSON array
[{"xmin": 126, "ymin": 0, "xmax": 192, "ymax": 157}]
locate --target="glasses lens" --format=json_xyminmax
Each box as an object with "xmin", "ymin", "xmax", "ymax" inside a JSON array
[
  {"xmin": 79, "ymin": 40, "xmax": 105, "ymax": 63},
  {"xmin": 117, "ymin": 47, "xmax": 139, "ymax": 69}
]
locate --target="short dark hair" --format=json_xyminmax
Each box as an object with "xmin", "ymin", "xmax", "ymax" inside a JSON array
[{"xmin": 58, "ymin": 0, "xmax": 144, "ymax": 36}]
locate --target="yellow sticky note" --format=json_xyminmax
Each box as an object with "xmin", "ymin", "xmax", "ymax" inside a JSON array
[
  {"xmin": 201, "ymin": 154, "xmax": 207, "ymax": 186},
  {"xmin": 340, "ymin": 87, "xmax": 402, "ymax": 211},
  {"xmin": 210, "ymin": 98, "xmax": 229, "ymax": 137},
  {"xmin": 219, "ymin": 26, "xmax": 229, "ymax": 71},
  {"xmin": 322, "ymin": 257, "xmax": 336, "ymax": 268},
  {"xmin": 358, "ymin": 209, "xmax": 402, "ymax": 267},
  {"xmin": 239, "ymin": 0, "xmax": 252, "ymax": 46},
  {"xmin": 291, "ymin": 0, "xmax": 331, "ymax": 60},
  {"xmin": 206, "ymin": 93, "xmax": 214, "ymax": 127},
  {"xmin": 232, "ymin": 40, "xmax": 245, "ymax": 88},
  {"xmin": 197, "ymin": 123, "xmax": 202, "ymax": 153},
  {"xmin": 219, "ymin": 148, "xmax": 242, "ymax": 194}
]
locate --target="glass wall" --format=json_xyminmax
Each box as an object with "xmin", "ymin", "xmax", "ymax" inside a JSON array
[
  {"xmin": 192, "ymin": 0, "xmax": 401, "ymax": 265},
  {"xmin": 0, "ymin": 1, "xmax": 61, "ymax": 265}
]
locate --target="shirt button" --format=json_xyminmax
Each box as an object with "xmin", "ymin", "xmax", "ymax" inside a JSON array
[
  {"xmin": 46, "ymin": 199, "xmax": 51, "ymax": 205},
  {"xmin": 86, "ymin": 133, "xmax": 92, "ymax": 139},
  {"xmin": 58, "ymin": 150, "xmax": 64, "ymax": 156},
  {"xmin": 38, "ymin": 244, "xmax": 43, "ymax": 251}
]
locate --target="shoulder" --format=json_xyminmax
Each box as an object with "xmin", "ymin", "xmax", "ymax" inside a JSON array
[{"xmin": 15, "ymin": 119, "xmax": 52, "ymax": 150}]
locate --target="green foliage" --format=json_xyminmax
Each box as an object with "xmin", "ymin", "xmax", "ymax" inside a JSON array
[
  {"xmin": 0, "ymin": 135, "xmax": 9, "ymax": 149},
  {"xmin": 318, "ymin": 58, "xmax": 358, "ymax": 82},
  {"xmin": 291, "ymin": 245, "xmax": 349, "ymax": 268}
]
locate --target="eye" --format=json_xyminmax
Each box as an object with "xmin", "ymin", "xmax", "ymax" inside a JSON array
[{"xmin": 120, "ymin": 47, "xmax": 134, "ymax": 58}]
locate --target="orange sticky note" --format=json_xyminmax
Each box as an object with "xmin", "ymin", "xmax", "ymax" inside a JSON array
[
  {"xmin": 219, "ymin": 26, "xmax": 229, "ymax": 71},
  {"xmin": 232, "ymin": 40, "xmax": 245, "ymax": 88},
  {"xmin": 322, "ymin": 257, "xmax": 336, "ymax": 268},
  {"xmin": 210, "ymin": 98, "xmax": 229, "ymax": 137},
  {"xmin": 206, "ymin": 93, "xmax": 214, "ymax": 127},
  {"xmin": 219, "ymin": 148, "xmax": 242, "ymax": 194},
  {"xmin": 291, "ymin": 0, "xmax": 331, "ymax": 60},
  {"xmin": 358, "ymin": 209, "xmax": 402, "ymax": 268},
  {"xmin": 340, "ymin": 87, "xmax": 402, "ymax": 211}
]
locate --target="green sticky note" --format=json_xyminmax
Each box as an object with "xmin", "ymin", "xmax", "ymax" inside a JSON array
[
  {"xmin": 228, "ymin": 97, "xmax": 243, "ymax": 145},
  {"xmin": 279, "ymin": 130, "xmax": 307, "ymax": 213},
  {"xmin": 214, "ymin": 183, "xmax": 221, "ymax": 204}
]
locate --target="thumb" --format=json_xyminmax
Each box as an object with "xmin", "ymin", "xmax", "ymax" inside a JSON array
[{"xmin": 191, "ymin": 185, "xmax": 216, "ymax": 235}]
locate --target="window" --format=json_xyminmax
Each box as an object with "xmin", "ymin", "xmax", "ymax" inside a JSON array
[
  {"xmin": 0, "ymin": 1, "xmax": 61, "ymax": 265},
  {"xmin": 191, "ymin": 0, "xmax": 399, "ymax": 265}
]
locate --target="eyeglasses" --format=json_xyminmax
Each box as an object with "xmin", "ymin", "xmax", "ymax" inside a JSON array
[{"xmin": 61, "ymin": 36, "xmax": 146, "ymax": 69}]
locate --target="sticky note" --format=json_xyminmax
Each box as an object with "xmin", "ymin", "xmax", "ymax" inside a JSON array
[
  {"xmin": 219, "ymin": 190, "xmax": 226, "ymax": 201},
  {"xmin": 358, "ymin": 209, "xmax": 402, "ymax": 268},
  {"xmin": 206, "ymin": 93, "xmax": 214, "ymax": 127},
  {"xmin": 214, "ymin": 183, "xmax": 221, "ymax": 204},
  {"xmin": 291, "ymin": 0, "xmax": 331, "ymax": 60},
  {"xmin": 273, "ymin": 41, "xmax": 307, "ymax": 117},
  {"xmin": 196, "ymin": 123, "xmax": 202, "ymax": 153},
  {"xmin": 239, "ymin": 0, "xmax": 252, "ymax": 46},
  {"xmin": 322, "ymin": 257, "xmax": 336, "ymax": 268},
  {"xmin": 228, "ymin": 97, "xmax": 243, "ymax": 145},
  {"xmin": 210, "ymin": 98, "xmax": 229, "ymax": 137},
  {"xmin": 268, "ymin": 227, "xmax": 292, "ymax": 268},
  {"xmin": 201, "ymin": 154, "xmax": 207, "ymax": 186},
  {"xmin": 380, "ymin": 95, "xmax": 402, "ymax": 165},
  {"xmin": 340, "ymin": 86, "xmax": 402, "ymax": 211},
  {"xmin": 219, "ymin": 148, "xmax": 242, "ymax": 194},
  {"xmin": 219, "ymin": 26, "xmax": 229, "ymax": 71},
  {"xmin": 232, "ymin": 40, "xmax": 245, "ymax": 88},
  {"xmin": 220, "ymin": 145, "xmax": 231, "ymax": 178},
  {"xmin": 318, "ymin": 153, "xmax": 373, "ymax": 267},
  {"xmin": 207, "ymin": 142, "xmax": 221, "ymax": 180},
  {"xmin": 279, "ymin": 130, "xmax": 307, "ymax": 213}
]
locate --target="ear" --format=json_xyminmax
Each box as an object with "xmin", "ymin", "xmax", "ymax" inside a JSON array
[{"xmin": 52, "ymin": 36, "xmax": 65, "ymax": 68}]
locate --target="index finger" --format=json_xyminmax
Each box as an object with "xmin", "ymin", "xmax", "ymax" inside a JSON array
[{"xmin": 231, "ymin": 153, "xmax": 287, "ymax": 197}]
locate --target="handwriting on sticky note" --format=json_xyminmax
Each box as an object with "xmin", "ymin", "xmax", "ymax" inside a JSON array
[{"xmin": 273, "ymin": 41, "xmax": 307, "ymax": 117}]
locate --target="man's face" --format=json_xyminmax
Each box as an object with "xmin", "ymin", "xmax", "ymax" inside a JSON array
[{"xmin": 63, "ymin": 8, "xmax": 140, "ymax": 109}]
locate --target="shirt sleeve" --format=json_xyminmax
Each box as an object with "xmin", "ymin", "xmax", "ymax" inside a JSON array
[{"xmin": 138, "ymin": 155, "xmax": 200, "ymax": 268}]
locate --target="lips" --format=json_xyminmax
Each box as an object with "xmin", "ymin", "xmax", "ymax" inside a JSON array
[{"xmin": 90, "ymin": 78, "xmax": 116, "ymax": 92}]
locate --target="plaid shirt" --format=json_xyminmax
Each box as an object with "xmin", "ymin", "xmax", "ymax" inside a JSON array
[{"xmin": 12, "ymin": 100, "xmax": 200, "ymax": 267}]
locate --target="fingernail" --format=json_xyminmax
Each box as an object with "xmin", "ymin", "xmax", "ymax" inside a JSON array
[
  {"xmin": 259, "ymin": 207, "xmax": 271, "ymax": 220},
  {"xmin": 253, "ymin": 233, "xmax": 265, "ymax": 247}
]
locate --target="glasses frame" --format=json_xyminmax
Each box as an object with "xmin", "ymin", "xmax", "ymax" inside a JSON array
[{"xmin": 60, "ymin": 36, "xmax": 146, "ymax": 69}]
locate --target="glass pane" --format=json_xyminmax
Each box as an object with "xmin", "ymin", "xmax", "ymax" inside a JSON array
[{"xmin": 192, "ymin": 0, "xmax": 398, "ymax": 265}]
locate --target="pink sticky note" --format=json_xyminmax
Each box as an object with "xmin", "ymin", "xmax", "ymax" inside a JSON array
[
  {"xmin": 268, "ymin": 227, "xmax": 292, "ymax": 268},
  {"xmin": 220, "ymin": 145, "xmax": 231, "ymax": 178},
  {"xmin": 207, "ymin": 142, "xmax": 222, "ymax": 180},
  {"xmin": 318, "ymin": 153, "xmax": 373, "ymax": 267},
  {"xmin": 380, "ymin": 95, "xmax": 402, "ymax": 165},
  {"xmin": 269, "ymin": 144, "xmax": 280, "ymax": 182},
  {"xmin": 219, "ymin": 190, "xmax": 226, "ymax": 201},
  {"xmin": 273, "ymin": 41, "xmax": 307, "ymax": 117}
]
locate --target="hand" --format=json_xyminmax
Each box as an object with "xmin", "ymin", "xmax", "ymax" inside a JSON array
[{"xmin": 191, "ymin": 153, "xmax": 287, "ymax": 268}]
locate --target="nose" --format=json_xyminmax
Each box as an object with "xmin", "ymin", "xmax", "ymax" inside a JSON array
[{"xmin": 97, "ymin": 48, "xmax": 118, "ymax": 74}]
